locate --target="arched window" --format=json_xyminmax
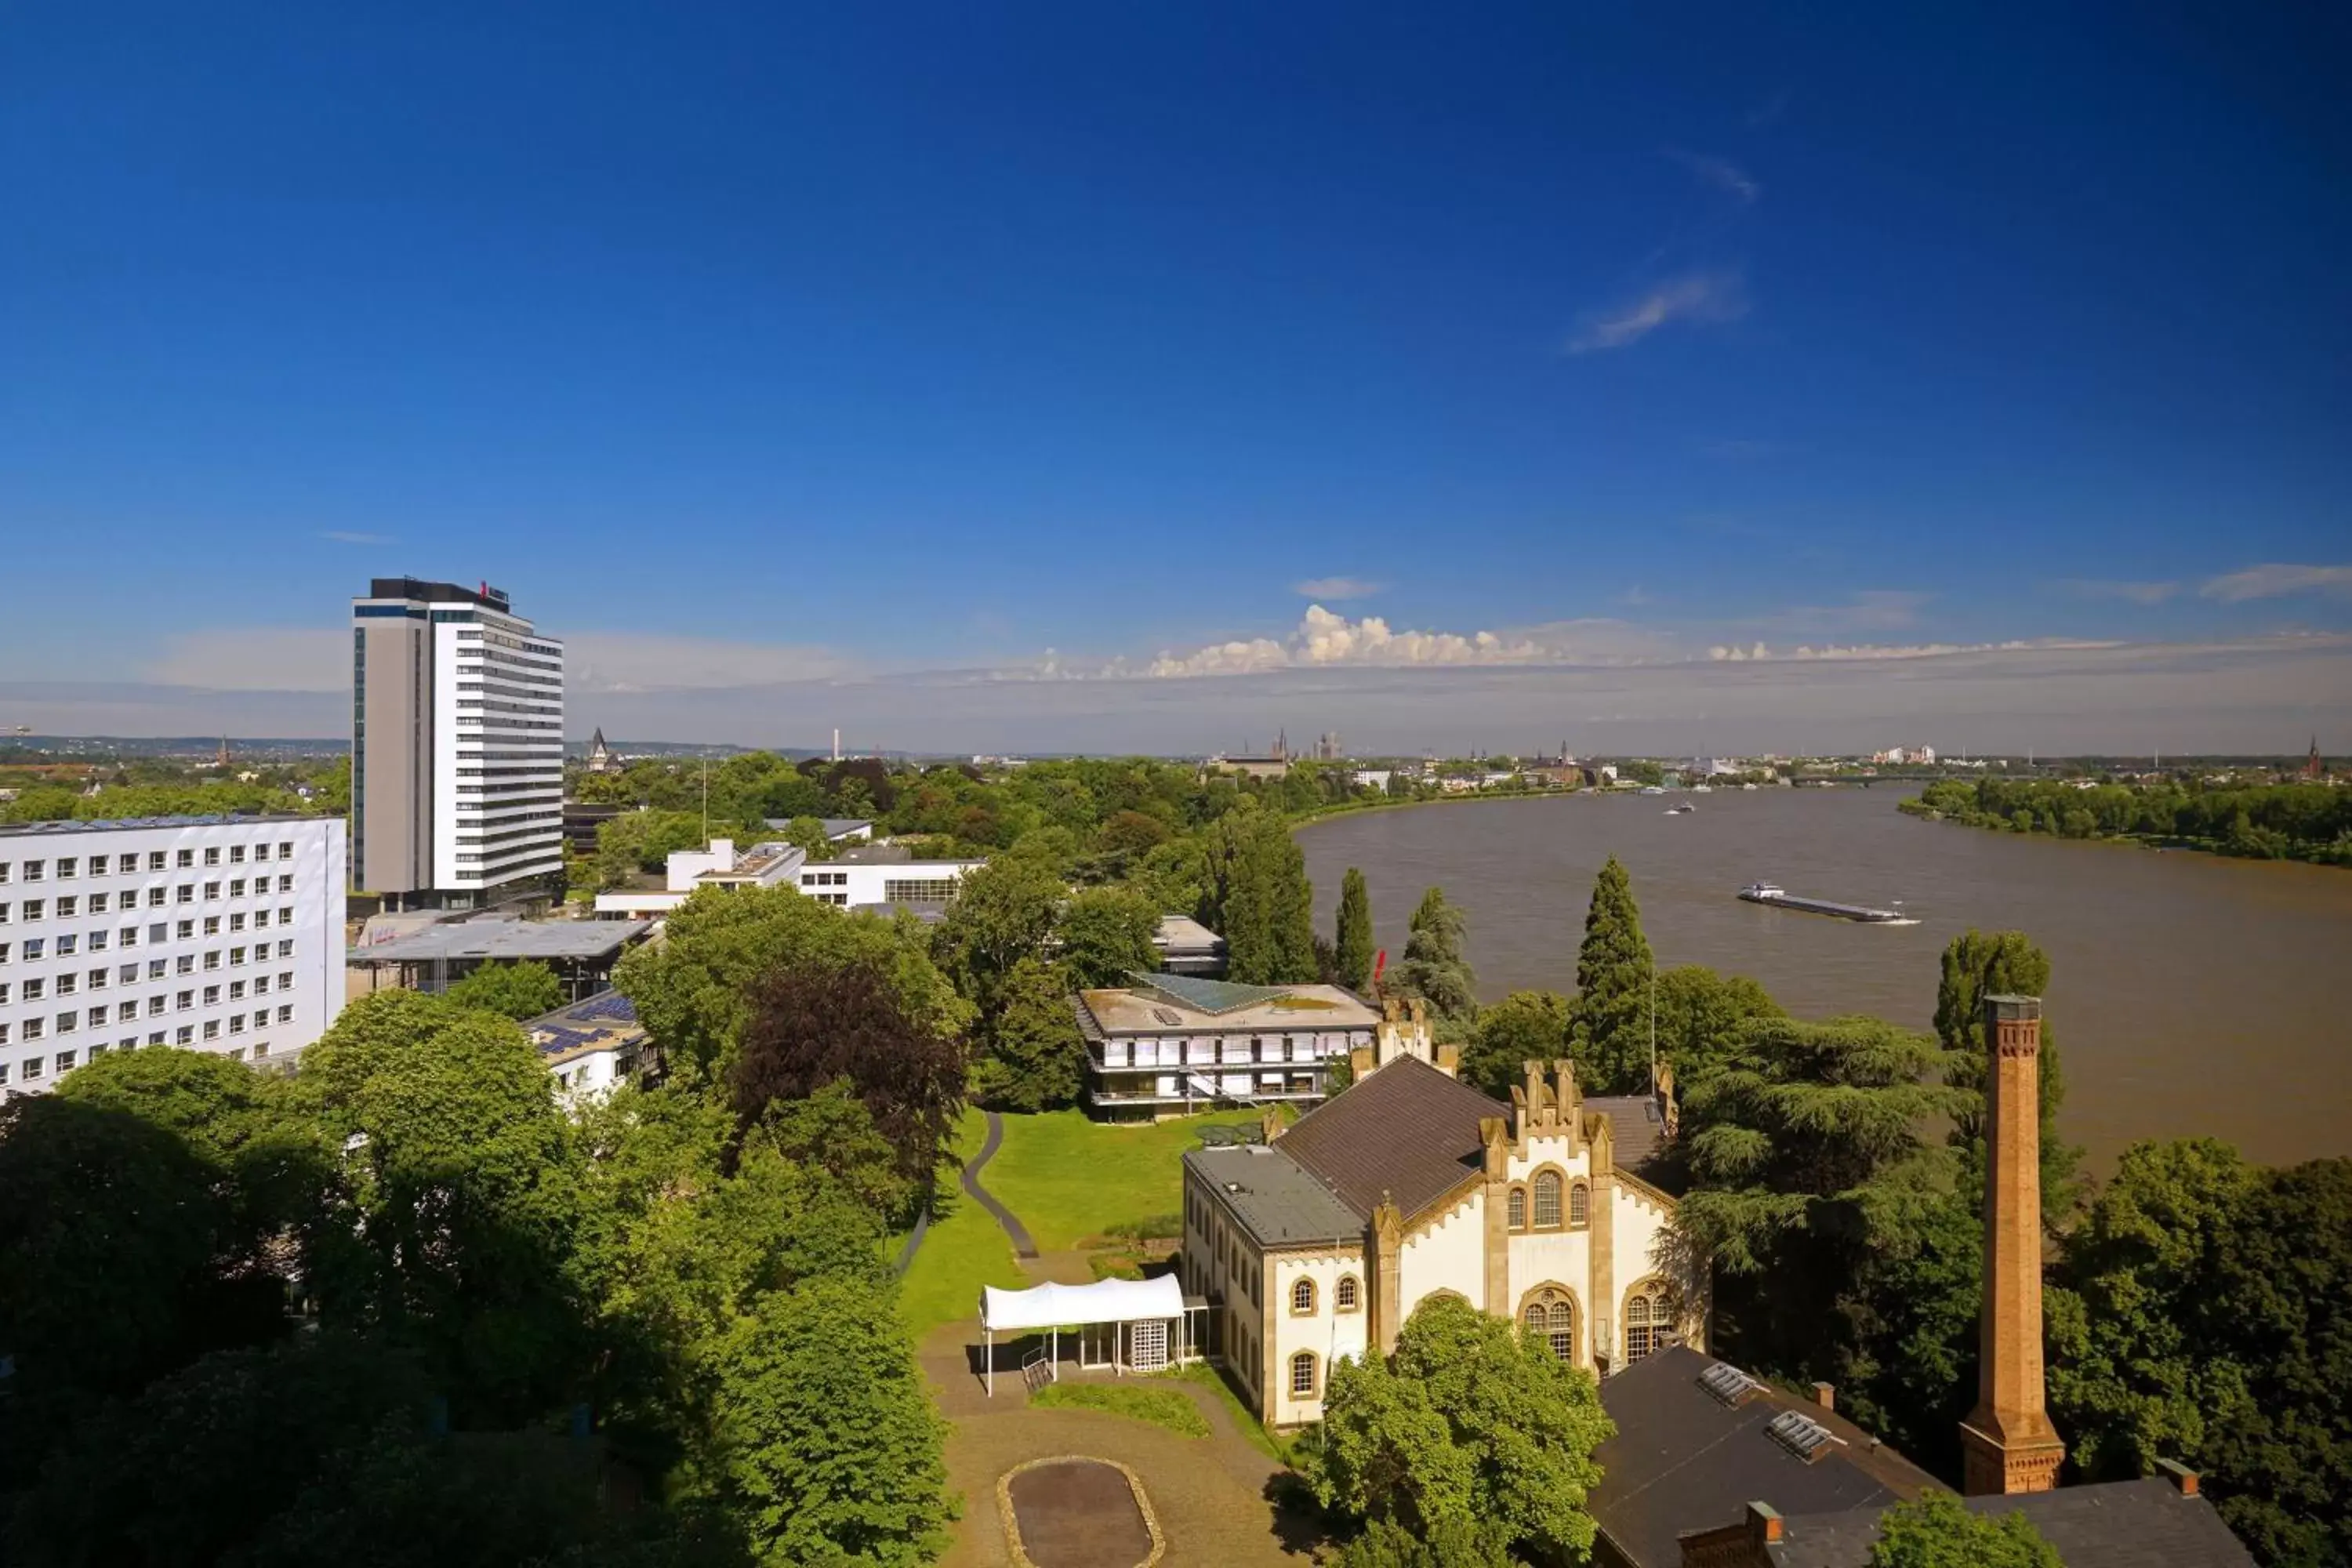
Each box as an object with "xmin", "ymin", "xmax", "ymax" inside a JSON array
[
  {"xmin": 1534, "ymin": 1171, "xmax": 1563, "ymax": 1229},
  {"xmin": 1569, "ymin": 1180, "xmax": 1590, "ymax": 1229},
  {"xmin": 1290, "ymin": 1351, "xmax": 1319, "ymax": 1398},
  {"xmin": 1291, "ymin": 1276, "xmax": 1317, "ymax": 1316},
  {"xmin": 1519, "ymin": 1286, "xmax": 1578, "ymax": 1363},
  {"xmin": 1507, "ymin": 1186, "xmax": 1528, "ymax": 1231},
  {"xmin": 1335, "ymin": 1274, "xmax": 1361, "ymax": 1312},
  {"xmin": 1625, "ymin": 1283, "xmax": 1668, "ymax": 1362}
]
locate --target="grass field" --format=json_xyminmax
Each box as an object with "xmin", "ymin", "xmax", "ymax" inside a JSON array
[
  {"xmin": 1028, "ymin": 1381, "xmax": 1212, "ymax": 1438},
  {"xmin": 896, "ymin": 1110, "xmax": 1025, "ymax": 1337},
  {"xmin": 981, "ymin": 1108, "xmax": 1265, "ymax": 1253}
]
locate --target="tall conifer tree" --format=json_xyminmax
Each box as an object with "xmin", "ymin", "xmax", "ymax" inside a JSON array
[
  {"xmin": 1335, "ymin": 867, "xmax": 1375, "ymax": 993},
  {"xmin": 1570, "ymin": 856, "xmax": 1655, "ymax": 1093},
  {"xmin": 1390, "ymin": 886, "xmax": 1478, "ymax": 1032}
]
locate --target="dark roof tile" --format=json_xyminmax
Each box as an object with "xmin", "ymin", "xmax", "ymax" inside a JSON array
[
  {"xmin": 1276, "ymin": 1056, "xmax": 1503, "ymax": 1221},
  {"xmin": 1769, "ymin": 1479, "xmax": 2256, "ymax": 1568}
]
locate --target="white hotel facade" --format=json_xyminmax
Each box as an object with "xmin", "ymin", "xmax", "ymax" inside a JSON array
[
  {"xmin": 352, "ymin": 578, "xmax": 564, "ymax": 908},
  {"xmin": 0, "ymin": 815, "xmax": 347, "ymax": 1094}
]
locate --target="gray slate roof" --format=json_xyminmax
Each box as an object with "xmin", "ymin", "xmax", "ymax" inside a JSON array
[
  {"xmin": 1185, "ymin": 1145, "xmax": 1362, "ymax": 1247},
  {"xmin": 1767, "ymin": 1479, "xmax": 2256, "ymax": 1568},
  {"xmin": 1277, "ymin": 1055, "xmax": 1501, "ymax": 1221},
  {"xmin": 349, "ymin": 918, "xmax": 651, "ymax": 963},
  {"xmin": 1590, "ymin": 1345, "xmax": 1942, "ymax": 1568},
  {"xmin": 1584, "ymin": 1093, "xmax": 1675, "ymax": 1186}
]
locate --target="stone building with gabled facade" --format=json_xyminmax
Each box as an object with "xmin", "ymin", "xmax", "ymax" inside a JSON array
[{"xmin": 1178, "ymin": 1016, "xmax": 1704, "ymax": 1428}]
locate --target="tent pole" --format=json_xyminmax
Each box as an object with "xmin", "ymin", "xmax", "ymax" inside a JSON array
[{"xmin": 986, "ymin": 1330, "xmax": 993, "ymax": 1397}]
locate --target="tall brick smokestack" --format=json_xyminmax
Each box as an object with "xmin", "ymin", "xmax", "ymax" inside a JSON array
[{"xmin": 1958, "ymin": 994, "xmax": 2067, "ymax": 1494}]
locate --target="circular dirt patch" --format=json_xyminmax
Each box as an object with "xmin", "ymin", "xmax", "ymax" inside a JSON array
[{"xmin": 1000, "ymin": 1457, "xmax": 1161, "ymax": 1568}]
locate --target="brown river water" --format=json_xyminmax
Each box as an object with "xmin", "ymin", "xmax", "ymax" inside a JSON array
[{"xmin": 1299, "ymin": 787, "xmax": 2352, "ymax": 1170}]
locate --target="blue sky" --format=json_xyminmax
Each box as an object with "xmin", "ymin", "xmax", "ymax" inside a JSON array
[{"xmin": 3, "ymin": 2, "xmax": 2348, "ymax": 750}]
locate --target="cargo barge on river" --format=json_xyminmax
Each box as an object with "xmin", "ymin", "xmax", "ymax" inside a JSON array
[{"xmin": 1737, "ymin": 882, "xmax": 1916, "ymax": 924}]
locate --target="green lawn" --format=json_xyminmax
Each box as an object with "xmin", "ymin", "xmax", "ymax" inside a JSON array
[
  {"xmin": 982, "ymin": 1108, "xmax": 1264, "ymax": 1253},
  {"xmin": 1172, "ymin": 1363, "xmax": 1290, "ymax": 1463},
  {"xmin": 896, "ymin": 1110, "xmax": 1025, "ymax": 1338},
  {"xmin": 1028, "ymin": 1381, "xmax": 1212, "ymax": 1438}
]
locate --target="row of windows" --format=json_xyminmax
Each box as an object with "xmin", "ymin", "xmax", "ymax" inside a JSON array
[
  {"xmin": 1505, "ymin": 1171, "xmax": 1591, "ymax": 1232},
  {"xmin": 2, "ymin": 1002, "xmax": 296, "ymax": 1047},
  {"xmin": 801, "ymin": 872, "xmax": 850, "ymax": 887},
  {"xmin": 0, "ymin": 841, "xmax": 301, "ymax": 884},
  {"xmin": 2, "ymin": 964, "xmax": 299, "ymax": 1004},
  {"xmin": 1, "ymin": 1035, "xmax": 281, "ymax": 1084},
  {"xmin": 1288, "ymin": 1275, "xmax": 1360, "ymax": 1316},
  {"xmin": 1, "ymin": 882, "xmax": 295, "ymax": 922},
  {"xmin": 0, "ymin": 931, "xmax": 299, "ymax": 966}
]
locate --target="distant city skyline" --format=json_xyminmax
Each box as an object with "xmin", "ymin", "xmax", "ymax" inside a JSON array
[{"xmin": 4, "ymin": 5, "xmax": 2347, "ymax": 750}]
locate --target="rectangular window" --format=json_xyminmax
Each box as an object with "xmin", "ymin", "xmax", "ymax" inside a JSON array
[
  {"xmin": 56, "ymin": 935, "xmax": 75, "ymax": 956},
  {"xmin": 176, "ymin": 956, "xmax": 194, "ymax": 976},
  {"xmin": 202, "ymin": 882, "xmax": 220, "ymax": 900},
  {"xmin": 24, "ymin": 860, "xmax": 44, "ymax": 880},
  {"xmin": 22, "ymin": 900, "xmax": 42, "ymax": 921},
  {"xmin": 228, "ymin": 1014, "xmax": 245, "ymax": 1034},
  {"xmin": 278, "ymin": 1004, "xmax": 294, "ymax": 1024},
  {"xmin": 119, "ymin": 854, "xmax": 140, "ymax": 874},
  {"xmin": 147, "ymin": 960, "xmax": 165, "ymax": 979},
  {"xmin": 0, "ymin": 982, "xmax": 8, "ymax": 1004},
  {"xmin": 278, "ymin": 875, "xmax": 292, "ymax": 892},
  {"xmin": 148, "ymin": 887, "xmax": 166, "ymax": 908},
  {"xmin": 88, "ymin": 931, "xmax": 107, "ymax": 951},
  {"xmin": 176, "ymin": 849, "xmax": 193, "ymax": 868},
  {"xmin": 56, "ymin": 896, "xmax": 78, "ymax": 918},
  {"xmin": 176, "ymin": 1025, "xmax": 192, "ymax": 1045},
  {"xmin": 230, "ymin": 913, "xmax": 246, "ymax": 933},
  {"xmin": 278, "ymin": 941, "xmax": 293, "ymax": 959},
  {"xmin": 176, "ymin": 991, "xmax": 193, "ymax": 1011},
  {"xmin": 203, "ymin": 985, "xmax": 220, "ymax": 1005},
  {"xmin": 230, "ymin": 880, "xmax": 246, "ymax": 898},
  {"xmin": 203, "ymin": 951, "xmax": 220, "ymax": 971},
  {"xmin": 148, "ymin": 996, "xmax": 165, "ymax": 1017},
  {"xmin": 176, "ymin": 920, "xmax": 193, "ymax": 940},
  {"xmin": 229, "ymin": 980, "xmax": 245, "ymax": 1000},
  {"xmin": 22, "ymin": 978, "xmax": 42, "ymax": 1001},
  {"xmin": 122, "ymin": 926, "xmax": 140, "ymax": 947},
  {"xmin": 147, "ymin": 851, "xmax": 165, "ymax": 871},
  {"xmin": 201, "ymin": 1021, "xmax": 220, "ymax": 1040},
  {"xmin": 24, "ymin": 939, "xmax": 42, "ymax": 960},
  {"xmin": 56, "ymin": 974, "xmax": 76, "ymax": 996},
  {"xmin": 177, "ymin": 885, "xmax": 194, "ymax": 904},
  {"xmin": 250, "ymin": 974, "xmax": 268, "ymax": 994},
  {"xmin": 85, "ymin": 892, "xmax": 107, "ymax": 913},
  {"xmin": 280, "ymin": 842, "xmax": 294, "ymax": 859},
  {"xmin": 118, "ymin": 964, "xmax": 136, "ymax": 983},
  {"xmin": 229, "ymin": 844, "xmax": 245, "ymax": 864},
  {"xmin": 203, "ymin": 848, "xmax": 220, "ymax": 867},
  {"xmin": 57, "ymin": 1047, "xmax": 78, "ymax": 1070},
  {"xmin": 84, "ymin": 1008, "xmax": 103, "ymax": 1029},
  {"xmin": 56, "ymin": 858, "xmax": 77, "ymax": 878},
  {"xmin": 56, "ymin": 1011, "xmax": 76, "ymax": 1033},
  {"xmin": 0, "ymin": 902, "xmax": 8, "ymax": 922},
  {"xmin": 230, "ymin": 947, "xmax": 246, "ymax": 966},
  {"xmin": 89, "ymin": 967, "xmax": 107, "ymax": 988},
  {"xmin": 203, "ymin": 916, "xmax": 220, "ymax": 936},
  {"xmin": 116, "ymin": 1001, "xmax": 136, "ymax": 1022}
]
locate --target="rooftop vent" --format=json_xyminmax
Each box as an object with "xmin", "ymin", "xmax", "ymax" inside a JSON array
[
  {"xmin": 1698, "ymin": 1362, "xmax": 1764, "ymax": 1406},
  {"xmin": 1765, "ymin": 1409, "xmax": 1839, "ymax": 1463},
  {"xmin": 1151, "ymin": 1007, "xmax": 1185, "ymax": 1026}
]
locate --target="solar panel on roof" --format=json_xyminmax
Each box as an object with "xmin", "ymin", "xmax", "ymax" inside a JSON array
[
  {"xmin": 1130, "ymin": 971, "xmax": 1296, "ymax": 1015},
  {"xmin": 1151, "ymin": 1007, "xmax": 1185, "ymax": 1026},
  {"xmin": 1765, "ymin": 1409, "xmax": 1838, "ymax": 1462}
]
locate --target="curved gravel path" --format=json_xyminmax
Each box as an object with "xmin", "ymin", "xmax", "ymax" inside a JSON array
[{"xmin": 960, "ymin": 1110, "xmax": 1039, "ymax": 1259}]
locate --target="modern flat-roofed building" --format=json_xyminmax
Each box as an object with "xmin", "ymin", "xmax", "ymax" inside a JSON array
[
  {"xmin": 352, "ymin": 577, "xmax": 564, "ymax": 909},
  {"xmin": 593, "ymin": 837, "xmax": 808, "ymax": 919},
  {"xmin": 0, "ymin": 814, "xmax": 347, "ymax": 1093},
  {"xmin": 1073, "ymin": 972, "xmax": 1383, "ymax": 1120},
  {"xmin": 797, "ymin": 843, "xmax": 983, "ymax": 911}
]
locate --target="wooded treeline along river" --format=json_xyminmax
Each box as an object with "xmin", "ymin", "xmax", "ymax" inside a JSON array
[{"xmin": 1300, "ymin": 786, "xmax": 2352, "ymax": 1168}]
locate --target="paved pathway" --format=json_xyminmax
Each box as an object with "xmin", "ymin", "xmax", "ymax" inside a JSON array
[{"xmin": 960, "ymin": 1110, "xmax": 1038, "ymax": 1259}]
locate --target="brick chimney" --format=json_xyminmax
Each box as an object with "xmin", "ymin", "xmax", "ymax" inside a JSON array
[
  {"xmin": 1810, "ymin": 1381, "xmax": 1835, "ymax": 1412},
  {"xmin": 1958, "ymin": 995, "xmax": 2067, "ymax": 1494}
]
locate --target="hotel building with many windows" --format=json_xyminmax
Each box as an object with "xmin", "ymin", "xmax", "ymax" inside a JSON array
[
  {"xmin": 352, "ymin": 577, "xmax": 564, "ymax": 908},
  {"xmin": 0, "ymin": 815, "xmax": 347, "ymax": 1094}
]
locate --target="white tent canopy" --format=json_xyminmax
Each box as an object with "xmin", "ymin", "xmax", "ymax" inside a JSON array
[
  {"xmin": 977, "ymin": 1276, "xmax": 1189, "ymax": 1396},
  {"xmin": 980, "ymin": 1275, "xmax": 1183, "ymax": 1334}
]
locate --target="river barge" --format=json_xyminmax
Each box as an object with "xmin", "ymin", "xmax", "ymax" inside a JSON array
[{"xmin": 1737, "ymin": 882, "xmax": 1916, "ymax": 924}]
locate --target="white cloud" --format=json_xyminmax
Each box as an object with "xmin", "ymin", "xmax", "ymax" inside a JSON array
[
  {"xmin": 1134, "ymin": 607, "xmax": 1681, "ymax": 679},
  {"xmin": 1666, "ymin": 150, "xmax": 1760, "ymax": 205},
  {"xmin": 1293, "ymin": 575, "xmax": 1383, "ymax": 601},
  {"xmin": 2199, "ymin": 563, "xmax": 2352, "ymax": 602},
  {"xmin": 318, "ymin": 531, "xmax": 395, "ymax": 545},
  {"xmin": 1568, "ymin": 270, "xmax": 1748, "ymax": 354},
  {"xmin": 2053, "ymin": 579, "xmax": 2182, "ymax": 605},
  {"xmin": 1709, "ymin": 637, "xmax": 2121, "ymax": 663}
]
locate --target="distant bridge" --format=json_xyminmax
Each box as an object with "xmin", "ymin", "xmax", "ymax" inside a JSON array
[{"xmin": 1786, "ymin": 771, "xmax": 1946, "ymax": 786}]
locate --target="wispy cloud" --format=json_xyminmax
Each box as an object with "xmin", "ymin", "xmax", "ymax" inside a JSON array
[
  {"xmin": 1293, "ymin": 576, "xmax": 1383, "ymax": 601},
  {"xmin": 1665, "ymin": 150, "xmax": 1760, "ymax": 205},
  {"xmin": 2199, "ymin": 563, "xmax": 2352, "ymax": 602},
  {"xmin": 318, "ymin": 530, "xmax": 394, "ymax": 546},
  {"xmin": 146, "ymin": 627, "xmax": 863, "ymax": 694},
  {"xmin": 1567, "ymin": 270, "xmax": 1748, "ymax": 354},
  {"xmin": 1708, "ymin": 637, "xmax": 2119, "ymax": 663},
  {"xmin": 2052, "ymin": 578, "xmax": 2181, "ymax": 606},
  {"xmin": 1755, "ymin": 590, "xmax": 1931, "ymax": 636}
]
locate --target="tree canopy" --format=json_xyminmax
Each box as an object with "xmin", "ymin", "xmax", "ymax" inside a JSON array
[
  {"xmin": 1303, "ymin": 1294, "xmax": 1612, "ymax": 1564},
  {"xmin": 1569, "ymin": 857, "xmax": 1655, "ymax": 1093},
  {"xmin": 1205, "ymin": 804, "xmax": 1318, "ymax": 984},
  {"xmin": 1335, "ymin": 867, "xmax": 1376, "ymax": 993},
  {"xmin": 1866, "ymin": 1494, "xmax": 2060, "ymax": 1568},
  {"xmin": 441, "ymin": 959, "xmax": 565, "ymax": 1021},
  {"xmin": 1388, "ymin": 887, "xmax": 1477, "ymax": 1036},
  {"xmin": 1460, "ymin": 989, "xmax": 1572, "ymax": 1099}
]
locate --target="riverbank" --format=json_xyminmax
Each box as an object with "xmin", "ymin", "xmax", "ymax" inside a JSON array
[
  {"xmin": 1900, "ymin": 799, "xmax": 2352, "ymax": 869},
  {"xmin": 1298, "ymin": 786, "xmax": 2352, "ymax": 1168},
  {"xmin": 1901, "ymin": 778, "xmax": 2352, "ymax": 869}
]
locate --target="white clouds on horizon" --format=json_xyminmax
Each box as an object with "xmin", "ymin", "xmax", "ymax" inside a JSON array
[
  {"xmin": 1567, "ymin": 270, "xmax": 1748, "ymax": 354},
  {"xmin": 144, "ymin": 628, "xmax": 862, "ymax": 694},
  {"xmin": 2199, "ymin": 562, "xmax": 2352, "ymax": 602}
]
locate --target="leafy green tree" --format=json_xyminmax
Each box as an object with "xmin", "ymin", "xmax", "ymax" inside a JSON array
[
  {"xmin": 969, "ymin": 957, "xmax": 1089, "ymax": 1112},
  {"xmin": 1304, "ymin": 1295, "xmax": 1611, "ymax": 1563},
  {"xmin": 1569, "ymin": 857, "xmax": 1656, "ymax": 1093},
  {"xmin": 1866, "ymin": 1494, "xmax": 2060, "ymax": 1568},
  {"xmin": 731, "ymin": 956, "xmax": 971, "ymax": 1193},
  {"xmin": 756, "ymin": 1078, "xmax": 913, "ymax": 1218},
  {"xmin": 441, "ymin": 959, "xmax": 565, "ymax": 1021},
  {"xmin": 1389, "ymin": 887, "xmax": 1476, "ymax": 1035},
  {"xmin": 1650, "ymin": 965, "xmax": 1784, "ymax": 1086},
  {"xmin": 1672, "ymin": 1016, "xmax": 1972, "ymax": 1447},
  {"xmin": 1331, "ymin": 1517, "xmax": 1520, "ymax": 1568},
  {"xmin": 2193, "ymin": 1156, "xmax": 2352, "ymax": 1566},
  {"xmin": 1206, "ymin": 805, "xmax": 1317, "ymax": 985},
  {"xmin": 933, "ymin": 843, "xmax": 1066, "ymax": 1022},
  {"xmin": 1460, "ymin": 990, "xmax": 1572, "ymax": 1099},
  {"xmin": 1335, "ymin": 867, "xmax": 1376, "ymax": 993},
  {"xmin": 1057, "ymin": 884, "xmax": 1162, "ymax": 989},
  {"xmin": 1097, "ymin": 808, "xmax": 1173, "ymax": 855},
  {"xmin": 2046, "ymin": 1138, "xmax": 2255, "ymax": 1485},
  {"xmin": 1935, "ymin": 931, "xmax": 2082, "ymax": 1225},
  {"xmin": 703, "ymin": 1275, "xmax": 955, "ymax": 1568},
  {"xmin": 615, "ymin": 885, "xmax": 968, "ymax": 1085},
  {"xmin": 296, "ymin": 1000, "xmax": 590, "ymax": 1423}
]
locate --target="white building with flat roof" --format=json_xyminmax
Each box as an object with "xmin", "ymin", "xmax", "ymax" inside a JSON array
[
  {"xmin": 0, "ymin": 815, "xmax": 347, "ymax": 1094},
  {"xmin": 797, "ymin": 847, "xmax": 983, "ymax": 911},
  {"xmin": 593, "ymin": 837, "xmax": 808, "ymax": 919},
  {"xmin": 352, "ymin": 577, "xmax": 564, "ymax": 909}
]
